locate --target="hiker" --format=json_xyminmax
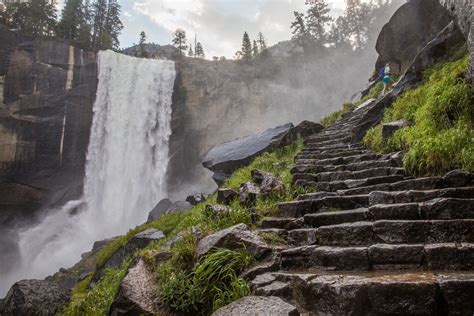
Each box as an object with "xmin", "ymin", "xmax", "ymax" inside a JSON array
[{"xmin": 382, "ymin": 63, "xmax": 394, "ymax": 95}]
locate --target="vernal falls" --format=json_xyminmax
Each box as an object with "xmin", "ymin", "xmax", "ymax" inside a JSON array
[{"xmin": 0, "ymin": 50, "xmax": 176, "ymax": 296}]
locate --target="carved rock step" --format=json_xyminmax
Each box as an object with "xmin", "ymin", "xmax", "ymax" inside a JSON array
[
  {"xmin": 304, "ymin": 198, "xmax": 474, "ymax": 227},
  {"xmin": 304, "ymin": 136, "xmax": 352, "ymax": 146},
  {"xmin": 277, "ymin": 195, "xmax": 370, "ymax": 218},
  {"xmin": 292, "ymin": 219, "xmax": 474, "ymax": 247},
  {"xmin": 303, "ymin": 142, "xmax": 364, "ymax": 152},
  {"xmin": 299, "ymin": 143, "xmax": 365, "ymax": 154},
  {"xmin": 251, "ymin": 271, "xmax": 474, "ymax": 315},
  {"xmin": 294, "ymin": 167, "xmax": 405, "ymax": 185},
  {"xmin": 368, "ymin": 188, "xmax": 474, "ymax": 205},
  {"xmin": 292, "ymin": 158, "xmax": 401, "ymax": 174},
  {"xmin": 260, "ymin": 217, "xmax": 303, "ymax": 230},
  {"xmin": 295, "ymin": 175, "xmax": 405, "ymax": 193},
  {"xmin": 279, "ymin": 243, "xmax": 474, "ymax": 271},
  {"xmin": 295, "ymin": 149, "xmax": 370, "ymax": 160},
  {"xmin": 304, "ymin": 132, "xmax": 352, "ymax": 143},
  {"xmin": 295, "ymin": 153, "xmax": 379, "ymax": 166}
]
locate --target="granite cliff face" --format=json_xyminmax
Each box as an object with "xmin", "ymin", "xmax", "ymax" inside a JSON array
[{"xmin": 0, "ymin": 26, "xmax": 97, "ymax": 227}]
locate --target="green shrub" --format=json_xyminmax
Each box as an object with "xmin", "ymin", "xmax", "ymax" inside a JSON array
[
  {"xmin": 60, "ymin": 259, "xmax": 131, "ymax": 316},
  {"xmin": 158, "ymin": 248, "xmax": 253, "ymax": 315},
  {"xmin": 363, "ymin": 52, "xmax": 473, "ymax": 175}
]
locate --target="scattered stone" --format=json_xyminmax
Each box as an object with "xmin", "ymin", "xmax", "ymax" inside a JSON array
[
  {"xmin": 205, "ymin": 204, "xmax": 231, "ymax": 222},
  {"xmin": 147, "ymin": 199, "xmax": 192, "ymax": 222},
  {"xmin": 185, "ymin": 193, "xmax": 208, "ymax": 206},
  {"xmin": 382, "ymin": 119, "xmax": 408, "ymax": 138},
  {"xmin": 217, "ymin": 188, "xmax": 239, "ymax": 205},
  {"xmin": 212, "ymin": 296, "xmax": 299, "ymax": 316},
  {"xmin": 110, "ymin": 259, "xmax": 159, "ymax": 315},
  {"xmin": 196, "ymin": 223, "xmax": 270, "ymax": 258},
  {"xmin": 251, "ymin": 169, "xmax": 285, "ymax": 196},
  {"xmin": 239, "ymin": 182, "xmax": 261, "ymax": 207},
  {"xmin": 1, "ymin": 280, "xmax": 70, "ymax": 316},
  {"xmin": 443, "ymin": 169, "xmax": 473, "ymax": 187}
]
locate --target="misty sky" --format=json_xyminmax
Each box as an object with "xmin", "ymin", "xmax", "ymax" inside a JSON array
[{"xmin": 117, "ymin": 0, "xmax": 349, "ymax": 57}]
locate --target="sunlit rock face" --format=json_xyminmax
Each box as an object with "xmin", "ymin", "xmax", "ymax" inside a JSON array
[{"xmin": 0, "ymin": 25, "xmax": 98, "ymax": 227}]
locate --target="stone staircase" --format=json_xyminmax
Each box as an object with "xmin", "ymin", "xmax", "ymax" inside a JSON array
[{"xmin": 250, "ymin": 105, "xmax": 474, "ymax": 315}]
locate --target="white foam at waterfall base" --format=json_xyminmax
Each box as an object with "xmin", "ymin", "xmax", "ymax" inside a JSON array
[{"xmin": 0, "ymin": 50, "xmax": 176, "ymax": 296}]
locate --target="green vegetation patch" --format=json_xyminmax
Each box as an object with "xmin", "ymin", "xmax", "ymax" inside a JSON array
[
  {"xmin": 364, "ymin": 51, "xmax": 473, "ymax": 175},
  {"xmin": 60, "ymin": 259, "xmax": 131, "ymax": 316},
  {"xmin": 158, "ymin": 248, "xmax": 253, "ymax": 315}
]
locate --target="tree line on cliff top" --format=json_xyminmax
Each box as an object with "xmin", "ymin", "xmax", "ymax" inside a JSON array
[{"xmin": 0, "ymin": 0, "xmax": 123, "ymax": 51}]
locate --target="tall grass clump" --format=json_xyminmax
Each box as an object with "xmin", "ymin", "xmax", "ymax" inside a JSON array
[
  {"xmin": 364, "ymin": 51, "xmax": 473, "ymax": 175},
  {"xmin": 158, "ymin": 248, "xmax": 253, "ymax": 315}
]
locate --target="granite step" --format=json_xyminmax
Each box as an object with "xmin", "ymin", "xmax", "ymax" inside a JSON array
[
  {"xmin": 303, "ymin": 198, "xmax": 474, "ymax": 227},
  {"xmin": 277, "ymin": 195, "xmax": 370, "ymax": 218},
  {"xmin": 304, "ymin": 136, "xmax": 352, "ymax": 146},
  {"xmin": 294, "ymin": 219, "xmax": 474, "ymax": 247},
  {"xmin": 295, "ymin": 149, "xmax": 370, "ymax": 160},
  {"xmin": 291, "ymin": 158, "xmax": 401, "ymax": 174},
  {"xmin": 251, "ymin": 271, "xmax": 474, "ymax": 315},
  {"xmin": 279, "ymin": 243, "xmax": 474, "ymax": 271},
  {"xmin": 295, "ymin": 175, "xmax": 405, "ymax": 192},
  {"xmin": 295, "ymin": 153, "xmax": 379, "ymax": 166},
  {"xmin": 293, "ymin": 167, "xmax": 405, "ymax": 185}
]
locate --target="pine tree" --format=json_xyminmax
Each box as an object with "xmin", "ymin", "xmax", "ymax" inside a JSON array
[
  {"xmin": 172, "ymin": 29, "xmax": 187, "ymax": 56},
  {"xmin": 22, "ymin": 0, "xmax": 57, "ymax": 37},
  {"xmin": 188, "ymin": 44, "xmax": 194, "ymax": 57},
  {"xmin": 58, "ymin": 0, "xmax": 86, "ymax": 43},
  {"xmin": 305, "ymin": 0, "xmax": 332, "ymax": 45},
  {"xmin": 76, "ymin": 0, "xmax": 92, "ymax": 49},
  {"xmin": 290, "ymin": 11, "xmax": 309, "ymax": 52},
  {"xmin": 252, "ymin": 40, "xmax": 259, "ymax": 57},
  {"xmin": 345, "ymin": 0, "xmax": 374, "ymax": 51},
  {"xmin": 102, "ymin": 0, "xmax": 123, "ymax": 50},
  {"xmin": 241, "ymin": 31, "xmax": 252, "ymax": 62},
  {"xmin": 91, "ymin": 0, "xmax": 107, "ymax": 49},
  {"xmin": 139, "ymin": 31, "xmax": 148, "ymax": 57},
  {"xmin": 256, "ymin": 32, "xmax": 267, "ymax": 52},
  {"xmin": 195, "ymin": 42, "xmax": 205, "ymax": 58}
]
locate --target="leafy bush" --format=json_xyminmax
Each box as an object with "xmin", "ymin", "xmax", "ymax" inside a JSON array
[
  {"xmin": 363, "ymin": 52, "xmax": 473, "ymax": 175},
  {"xmin": 60, "ymin": 259, "xmax": 131, "ymax": 316},
  {"xmin": 158, "ymin": 248, "xmax": 253, "ymax": 315}
]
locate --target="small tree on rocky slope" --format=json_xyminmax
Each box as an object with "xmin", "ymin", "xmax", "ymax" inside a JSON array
[{"xmin": 172, "ymin": 28, "xmax": 188, "ymax": 56}]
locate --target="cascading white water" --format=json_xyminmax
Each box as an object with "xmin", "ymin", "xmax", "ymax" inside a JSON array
[{"xmin": 0, "ymin": 50, "xmax": 176, "ymax": 296}]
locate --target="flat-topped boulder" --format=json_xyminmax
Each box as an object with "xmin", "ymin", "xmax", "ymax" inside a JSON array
[{"xmin": 203, "ymin": 124, "xmax": 296, "ymax": 184}]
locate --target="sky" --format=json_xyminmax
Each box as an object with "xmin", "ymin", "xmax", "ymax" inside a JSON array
[{"xmin": 116, "ymin": 0, "xmax": 348, "ymax": 58}]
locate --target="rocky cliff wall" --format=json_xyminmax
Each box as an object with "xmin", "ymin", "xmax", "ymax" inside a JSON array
[
  {"xmin": 440, "ymin": 0, "xmax": 473, "ymax": 76},
  {"xmin": 0, "ymin": 26, "xmax": 97, "ymax": 226}
]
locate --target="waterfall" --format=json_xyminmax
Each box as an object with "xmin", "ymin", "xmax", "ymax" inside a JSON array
[{"xmin": 0, "ymin": 50, "xmax": 176, "ymax": 296}]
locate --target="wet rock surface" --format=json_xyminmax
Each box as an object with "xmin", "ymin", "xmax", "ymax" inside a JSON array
[
  {"xmin": 0, "ymin": 279, "xmax": 70, "ymax": 316},
  {"xmin": 147, "ymin": 198, "xmax": 192, "ymax": 222}
]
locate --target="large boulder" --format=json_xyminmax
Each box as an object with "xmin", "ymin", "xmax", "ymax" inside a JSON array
[
  {"xmin": 196, "ymin": 223, "xmax": 270, "ymax": 259},
  {"xmin": 0, "ymin": 279, "xmax": 70, "ymax": 316},
  {"xmin": 382, "ymin": 119, "xmax": 408, "ymax": 138},
  {"xmin": 147, "ymin": 198, "xmax": 192, "ymax": 222},
  {"xmin": 375, "ymin": 0, "xmax": 453, "ymax": 73},
  {"xmin": 212, "ymin": 296, "xmax": 300, "ymax": 316},
  {"xmin": 109, "ymin": 259, "xmax": 160, "ymax": 316},
  {"xmin": 202, "ymin": 124, "xmax": 296, "ymax": 185}
]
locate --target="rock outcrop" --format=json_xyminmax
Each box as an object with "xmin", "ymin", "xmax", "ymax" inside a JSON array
[
  {"xmin": 196, "ymin": 223, "xmax": 270, "ymax": 259},
  {"xmin": 0, "ymin": 26, "xmax": 97, "ymax": 228},
  {"xmin": 0, "ymin": 279, "xmax": 70, "ymax": 316},
  {"xmin": 375, "ymin": 0, "xmax": 453, "ymax": 73},
  {"xmin": 202, "ymin": 124, "xmax": 296, "ymax": 184},
  {"xmin": 109, "ymin": 259, "xmax": 160, "ymax": 316}
]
